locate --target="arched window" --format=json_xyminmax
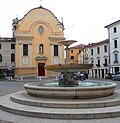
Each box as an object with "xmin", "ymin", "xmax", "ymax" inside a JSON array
[
  {"xmin": 39, "ymin": 44, "xmax": 44, "ymax": 54},
  {"xmin": 0, "ymin": 54, "xmax": 2, "ymax": 62},
  {"xmin": 11, "ymin": 53, "xmax": 15, "ymax": 62},
  {"xmin": 114, "ymin": 54, "xmax": 118, "ymax": 63},
  {"xmin": 91, "ymin": 58, "xmax": 94, "ymax": 64}
]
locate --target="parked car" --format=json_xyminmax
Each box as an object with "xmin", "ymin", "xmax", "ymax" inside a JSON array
[
  {"xmin": 112, "ymin": 73, "xmax": 120, "ymax": 81},
  {"xmin": 74, "ymin": 72, "xmax": 88, "ymax": 81},
  {"xmin": 59, "ymin": 73, "xmax": 64, "ymax": 80},
  {"xmin": 105, "ymin": 73, "xmax": 114, "ymax": 79}
]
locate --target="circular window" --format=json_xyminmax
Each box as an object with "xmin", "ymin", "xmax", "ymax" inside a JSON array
[{"xmin": 39, "ymin": 26, "xmax": 44, "ymax": 35}]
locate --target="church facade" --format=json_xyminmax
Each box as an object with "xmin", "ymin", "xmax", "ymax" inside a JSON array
[{"xmin": 13, "ymin": 6, "xmax": 65, "ymax": 76}]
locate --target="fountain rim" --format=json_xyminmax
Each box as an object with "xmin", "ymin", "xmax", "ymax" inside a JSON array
[{"xmin": 24, "ymin": 82, "xmax": 117, "ymax": 90}]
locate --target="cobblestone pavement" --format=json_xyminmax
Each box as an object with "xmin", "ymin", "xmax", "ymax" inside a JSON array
[{"xmin": 0, "ymin": 78, "xmax": 120, "ymax": 123}]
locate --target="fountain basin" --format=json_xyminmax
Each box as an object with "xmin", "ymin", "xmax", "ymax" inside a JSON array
[
  {"xmin": 45, "ymin": 64, "xmax": 93, "ymax": 72},
  {"xmin": 24, "ymin": 81, "xmax": 117, "ymax": 99}
]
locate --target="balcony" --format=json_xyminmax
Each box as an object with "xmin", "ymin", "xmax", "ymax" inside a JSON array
[
  {"xmin": 35, "ymin": 55, "xmax": 47, "ymax": 61},
  {"xmin": 103, "ymin": 63, "xmax": 108, "ymax": 66},
  {"xmin": 96, "ymin": 64, "xmax": 100, "ymax": 67},
  {"xmin": 114, "ymin": 61, "xmax": 119, "ymax": 64}
]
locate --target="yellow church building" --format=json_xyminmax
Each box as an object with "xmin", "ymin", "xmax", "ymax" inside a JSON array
[{"xmin": 12, "ymin": 6, "xmax": 65, "ymax": 76}]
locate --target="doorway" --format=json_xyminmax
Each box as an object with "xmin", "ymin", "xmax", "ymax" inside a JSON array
[
  {"xmin": 101, "ymin": 69, "xmax": 104, "ymax": 78},
  {"xmin": 38, "ymin": 63, "xmax": 45, "ymax": 76},
  {"xmin": 114, "ymin": 67, "xmax": 119, "ymax": 73}
]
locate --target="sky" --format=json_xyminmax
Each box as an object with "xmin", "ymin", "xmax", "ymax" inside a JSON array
[{"xmin": 0, "ymin": 0, "xmax": 120, "ymax": 45}]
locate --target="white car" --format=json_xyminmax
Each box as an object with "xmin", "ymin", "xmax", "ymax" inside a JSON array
[{"xmin": 112, "ymin": 73, "xmax": 120, "ymax": 81}]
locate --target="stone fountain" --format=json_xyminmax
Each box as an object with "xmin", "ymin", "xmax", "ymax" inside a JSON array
[
  {"xmin": 45, "ymin": 64, "xmax": 93, "ymax": 86},
  {"xmin": 24, "ymin": 40, "xmax": 116, "ymax": 99},
  {"xmin": 0, "ymin": 40, "xmax": 119, "ymax": 121}
]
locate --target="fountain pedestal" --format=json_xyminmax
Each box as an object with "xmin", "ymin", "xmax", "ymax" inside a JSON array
[
  {"xmin": 59, "ymin": 72, "xmax": 78, "ymax": 86},
  {"xmin": 45, "ymin": 64, "xmax": 93, "ymax": 86},
  {"xmin": 58, "ymin": 40, "xmax": 77, "ymax": 64}
]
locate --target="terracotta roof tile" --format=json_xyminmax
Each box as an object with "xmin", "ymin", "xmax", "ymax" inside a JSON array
[{"xmin": 70, "ymin": 44, "xmax": 85, "ymax": 49}]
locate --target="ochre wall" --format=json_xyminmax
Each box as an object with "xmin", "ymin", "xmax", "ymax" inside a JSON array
[
  {"xmin": 70, "ymin": 48, "xmax": 80, "ymax": 64},
  {"xmin": 14, "ymin": 7, "xmax": 65, "ymax": 76}
]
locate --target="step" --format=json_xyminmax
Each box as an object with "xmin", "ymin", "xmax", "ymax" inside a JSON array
[
  {"xmin": 1, "ymin": 93, "xmax": 120, "ymax": 119},
  {"xmin": 11, "ymin": 91, "xmax": 120, "ymax": 108}
]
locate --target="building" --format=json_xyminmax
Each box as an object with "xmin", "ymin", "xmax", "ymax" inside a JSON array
[
  {"xmin": 78, "ymin": 39, "xmax": 109, "ymax": 78},
  {"xmin": 70, "ymin": 44, "xmax": 85, "ymax": 64},
  {"xmin": 78, "ymin": 44, "xmax": 91, "ymax": 75},
  {"xmin": 78, "ymin": 45, "xmax": 90, "ymax": 64},
  {"xmin": 88, "ymin": 39, "xmax": 109, "ymax": 78},
  {"xmin": 0, "ymin": 37, "xmax": 15, "ymax": 75},
  {"xmin": 105, "ymin": 20, "xmax": 120, "ymax": 73},
  {"xmin": 13, "ymin": 6, "xmax": 65, "ymax": 76}
]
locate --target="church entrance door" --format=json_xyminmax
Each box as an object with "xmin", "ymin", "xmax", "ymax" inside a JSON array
[{"xmin": 38, "ymin": 63, "xmax": 45, "ymax": 76}]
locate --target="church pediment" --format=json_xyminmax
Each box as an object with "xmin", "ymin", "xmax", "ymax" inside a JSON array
[{"xmin": 17, "ymin": 7, "xmax": 64, "ymax": 33}]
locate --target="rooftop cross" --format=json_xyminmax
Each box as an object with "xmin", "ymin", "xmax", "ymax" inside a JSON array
[{"xmin": 40, "ymin": 0, "xmax": 43, "ymax": 7}]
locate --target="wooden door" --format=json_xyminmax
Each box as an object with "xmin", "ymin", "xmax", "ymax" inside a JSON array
[{"xmin": 38, "ymin": 63, "xmax": 45, "ymax": 76}]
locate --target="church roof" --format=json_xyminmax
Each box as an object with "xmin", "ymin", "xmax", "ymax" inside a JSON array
[{"xmin": 18, "ymin": 6, "xmax": 63, "ymax": 27}]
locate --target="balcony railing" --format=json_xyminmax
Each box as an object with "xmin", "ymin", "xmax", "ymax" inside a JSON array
[
  {"xmin": 103, "ymin": 63, "xmax": 108, "ymax": 66},
  {"xmin": 114, "ymin": 61, "xmax": 119, "ymax": 64},
  {"xmin": 96, "ymin": 64, "xmax": 100, "ymax": 67}
]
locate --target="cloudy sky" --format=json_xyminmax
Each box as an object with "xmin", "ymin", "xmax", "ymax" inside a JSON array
[{"xmin": 0, "ymin": 0, "xmax": 120, "ymax": 45}]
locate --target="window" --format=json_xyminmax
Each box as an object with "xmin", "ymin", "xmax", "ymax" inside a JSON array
[
  {"xmin": 97, "ymin": 47, "xmax": 100, "ymax": 54},
  {"xmin": 114, "ymin": 54, "xmax": 118, "ymax": 63},
  {"xmin": 91, "ymin": 49, "xmax": 93, "ymax": 55},
  {"xmin": 78, "ymin": 50, "xmax": 81, "ymax": 53},
  {"xmin": 104, "ymin": 45, "xmax": 107, "ymax": 52},
  {"xmin": 23, "ymin": 44, "xmax": 28, "ymax": 56},
  {"xmin": 0, "ymin": 44, "xmax": 1, "ymax": 49},
  {"xmin": 98, "ymin": 59, "xmax": 100, "ymax": 65},
  {"xmin": 71, "ymin": 50, "xmax": 73, "ymax": 53},
  {"xmin": 91, "ymin": 59, "xmax": 94, "ymax": 64},
  {"xmin": 105, "ymin": 58, "xmax": 107, "ymax": 64},
  {"xmin": 11, "ymin": 44, "xmax": 15, "ymax": 49},
  {"xmin": 39, "ymin": 44, "xmax": 44, "ymax": 54},
  {"xmin": 114, "ymin": 40, "xmax": 117, "ymax": 48},
  {"xmin": 96, "ymin": 59, "xmax": 100, "ymax": 67},
  {"xmin": 54, "ymin": 45, "xmax": 58, "ymax": 56},
  {"xmin": 103, "ymin": 58, "xmax": 107, "ymax": 66},
  {"xmin": 0, "ymin": 54, "xmax": 2, "ymax": 62},
  {"xmin": 71, "ymin": 56, "xmax": 74, "ymax": 60},
  {"xmin": 113, "ymin": 27, "xmax": 117, "ymax": 33},
  {"xmin": 11, "ymin": 53, "xmax": 15, "ymax": 62}
]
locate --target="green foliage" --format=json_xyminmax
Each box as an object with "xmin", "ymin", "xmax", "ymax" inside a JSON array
[
  {"xmin": 0, "ymin": 73, "xmax": 5, "ymax": 78},
  {"xmin": 105, "ymin": 73, "xmax": 114, "ymax": 79}
]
